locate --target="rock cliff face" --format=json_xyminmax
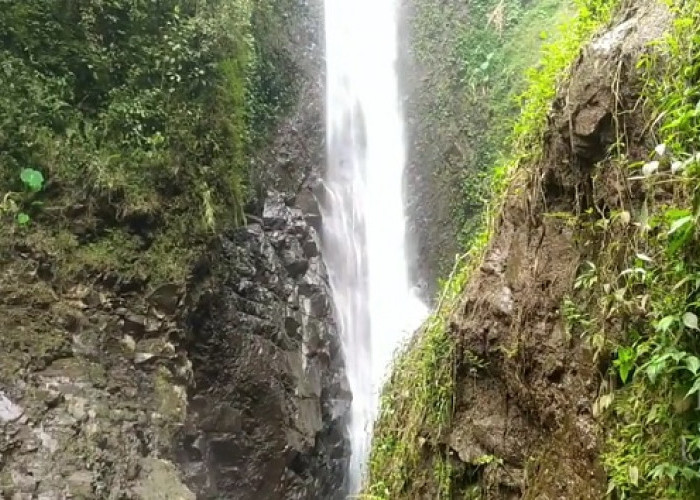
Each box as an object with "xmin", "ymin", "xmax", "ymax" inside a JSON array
[
  {"xmin": 173, "ymin": 0, "xmax": 351, "ymax": 496},
  {"xmin": 0, "ymin": 241, "xmax": 196, "ymax": 499},
  {"xmin": 0, "ymin": 0, "xmax": 349, "ymax": 498},
  {"xmin": 179, "ymin": 194, "xmax": 350, "ymax": 499},
  {"xmin": 398, "ymin": 0, "xmax": 466, "ymax": 300},
  {"xmin": 437, "ymin": 3, "xmax": 670, "ymax": 497}
]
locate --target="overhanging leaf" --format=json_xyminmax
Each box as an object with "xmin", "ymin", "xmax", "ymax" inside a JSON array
[
  {"xmin": 642, "ymin": 161, "xmax": 660, "ymax": 176},
  {"xmin": 687, "ymin": 377, "xmax": 700, "ymax": 398},
  {"xmin": 16, "ymin": 213, "xmax": 30, "ymax": 226},
  {"xmin": 629, "ymin": 466, "xmax": 639, "ymax": 487},
  {"xmin": 686, "ymin": 356, "xmax": 700, "ymax": 375},
  {"xmin": 636, "ymin": 253, "xmax": 653, "ymax": 263},
  {"xmin": 657, "ymin": 315, "xmax": 676, "ymax": 332},
  {"xmin": 668, "ymin": 223, "xmax": 694, "ymax": 254}
]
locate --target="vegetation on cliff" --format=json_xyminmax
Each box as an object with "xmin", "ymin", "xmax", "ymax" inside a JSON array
[
  {"xmin": 373, "ymin": 0, "xmax": 700, "ymax": 496},
  {"xmin": 407, "ymin": 0, "xmax": 575, "ymax": 255},
  {"xmin": 0, "ymin": 2, "xmax": 327, "ymax": 498},
  {"xmin": 573, "ymin": 1, "xmax": 700, "ymax": 497},
  {"xmin": 366, "ymin": 0, "xmax": 621, "ymax": 497},
  {"xmin": 0, "ymin": 0, "xmax": 297, "ymax": 283},
  {"xmin": 403, "ymin": 0, "xmax": 576, "ymax": 288}
]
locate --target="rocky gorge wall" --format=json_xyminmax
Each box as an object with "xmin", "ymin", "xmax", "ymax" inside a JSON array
[
  {"xmin": 399, "ymin": 0, "xmax": 577, "ymax": 300},
  {"xmin": 441, "ymin": 4, "xmax": 671, "ymax": 496},
  {"xmin": 398, "ymin": 0, "xmax": 467, "ymax": 299},
  {"xmin": 0, "ymin": 0, "xmax": 350, "ymax": 498},
  {"xmin": 179, "ymin": 195, "xmax": 349, "ymax": 499}
]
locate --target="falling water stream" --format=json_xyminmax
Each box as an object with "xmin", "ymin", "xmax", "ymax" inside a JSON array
[{"xmin": 321, "ymin": 0, "xmax": 429, "ymax": 493}]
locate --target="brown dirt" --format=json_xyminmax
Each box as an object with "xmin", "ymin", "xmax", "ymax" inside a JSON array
[{"xmin": 443, "ymin": 2, "xmax": 671, "ymax": 498}]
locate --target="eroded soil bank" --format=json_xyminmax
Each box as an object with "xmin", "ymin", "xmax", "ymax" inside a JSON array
[
  {"xmin": 368, "ymin": 1, "xmax": 676, "ymax": 498},
  {"xmin": 432, "ymin": 2, "xmax": 670, "ymax": 497}
]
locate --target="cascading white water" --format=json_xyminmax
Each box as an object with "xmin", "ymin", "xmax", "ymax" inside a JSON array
[{"xmin": 321, "ymin": 0, "xmax": 429, "ymax": 493}]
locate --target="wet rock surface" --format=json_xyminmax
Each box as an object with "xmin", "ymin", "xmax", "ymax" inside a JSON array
[
  {"xmin": 0, "ymin": 201, "xmax": 347, "ymax": 500},
  {"xmin": 179, "ymin": 193, "xmax": 350, "ymax": 500},
  {"xmin": 0, "ymin": 259, "xmax": 194, "ymax": 499},
  {"xmin": 248, "ymin": 0, "xmax": 326, "ymax": 221},
  {"xmin": 398, "ymin": 0, "xmax": 479, "ymax": 301}
]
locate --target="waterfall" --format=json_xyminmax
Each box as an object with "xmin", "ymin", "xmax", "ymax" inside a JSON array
[{"xmin": 321, "ymin": 0, "xmax": 429, "ymax": 493}]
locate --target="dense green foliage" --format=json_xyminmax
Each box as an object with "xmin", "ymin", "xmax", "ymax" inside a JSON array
[
  {"xmin": 0, "ymin": 0, "xmax": 297, "ymax": 282},
  {"xmin": 562, "ymin": 1, "xmax": 700, "ymax": 496},
  {"xmin": 364, "ymin": 0, "xmax": 620, "ymax": 497}
]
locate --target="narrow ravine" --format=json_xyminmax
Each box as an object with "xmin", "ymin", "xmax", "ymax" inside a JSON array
[{"xmin": 321, "ymin": 0, "xmax": 428, "ymax": 493}]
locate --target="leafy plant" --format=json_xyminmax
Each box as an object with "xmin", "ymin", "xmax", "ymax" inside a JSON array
[
  {"xmin": 614, "ymin": 346, "xmax": 637, "ymax": 384},
  {"xmin": 16, "ymin": 213, "xmax": 30, "ymax": 226},
  {"xmin": 560, "ymin": 2, "xmax": 700, "ymax": 496},
  {"xmin": 0, "ymin": 0, "xmax": 301, "ymax": 281},
  {"xmin": 19, "ymin": 168, "xmax": 44, "ymax": 193}
]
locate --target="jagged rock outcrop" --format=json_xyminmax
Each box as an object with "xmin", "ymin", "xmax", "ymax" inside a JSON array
[
  {"xmin": 178, "ymin": 193, "xmax": 350, "ymax": 499},
  {"xmin": 0, "ymin": 254, "xmax": 194, "ymax": 499},
  {"xmin": 249, "ymin": 0, "xmax": 326, "ymax": 223},
  {"xmin": 0, "ymin": 193, "xmax": 350, "ymax": 500}
]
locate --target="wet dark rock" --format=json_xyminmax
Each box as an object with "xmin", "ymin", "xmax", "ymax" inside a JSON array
[
  {"xmin": 124, "ymin": 314, "xmax": 148, "ymax": 335},
  {"xmin": 180, "ymin": 190, "xmax": 350, "ymax": 500},
  {"xmin": 148, "ymin": 283, "xmax": 181, "ymax": 315},
  {"xmin": 263, "ymin": 193, "xmax": 292, "ymax": 229},
  {"xmin": 1, "ymin": 1, "xmax": 343, "ymax": 498}
]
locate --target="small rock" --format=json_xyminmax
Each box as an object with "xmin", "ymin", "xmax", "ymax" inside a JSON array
[
  {"xmin": 122, "ymin": 335, "xmax": 137, "ymax": 352},
  {"xmin": 0, "ymin": 392, "xmax": 23, "ymax": 422},
  {"xmin": 494, "ymin": 286, "xmax": 514, "ymax": 316},
  {"xmin": 66, "ymin": 299, "xmax": 88, "ymax": 310},
  {"xmin": 63, "ymin": 312, "xmax": 87, "ymax": 333},
  {"xmin": 66, "ymin": 470, "xmax": 94, "ymax": 498},
  {"xmin": 43, "ymin": 389, "xmax": 63, "ymax": 408},
  {"xmin": 145, "ymin": 317, "xmax": 162, "ymax": 334},
  {"xmin": 84, "ymin": 291, "xmax": 101, "ymax": 308},
  {"xmin": 35, "ymin": 427, "xmax": 58, "ymax": 453},
  {"xmin": 263, "ymin": 192, "xmax": 291, "ymax": 229},
  {"xmin": 131, "ymin": 459, "xmax": 196, "ymax": 500},
  {"xmin": 285, "ymin": 259, "xmax": 309, "ymax": 278},
  {"xmin": 174, "ymin": 359, "xmax": 193, "ymax": 383},
  {"xmin": 199, "ymin": 404, "xmax": 243, "ymax": 433},
  {"xmin": 302, "ymin": 238, "xmax": 319, "ymax": 258},
  {"xmin": 67, "ymin": 284, "xmax": 91, "ymax": 300},
  {"xmin": 10, "ymin": 469, "xmax": 38, "ymax": 494},
  {"xmin": 136, "ymin": 339, "xmax": 176, "ymax": 359},
  {"xmin": 66, "ymin": 396, "xmax": 88, "ymax": 421},
  {"xmin": 134, "ymin": 353, "xmax": 156, "ymax": 364},
  {"xmin": 124, "ymin": 314, "xmax": 148, "ymax": 335},
  {"xmin": 148, "ymin": 284, "xmax": 180, "ymax": 315}
]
